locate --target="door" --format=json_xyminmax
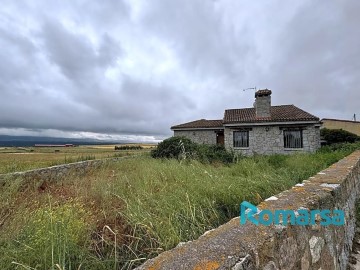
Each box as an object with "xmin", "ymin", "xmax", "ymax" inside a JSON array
[{"xmin": 216, "ymin": 132, "xmax": 224, "ymax": 145}]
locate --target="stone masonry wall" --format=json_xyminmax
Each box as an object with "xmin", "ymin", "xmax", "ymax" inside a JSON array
[
  {"xmin": 137, "ymin": 150, "xmax": 360, "ymax": 270},
  {"xmin": 174, "ymin": 130, "xmax": 218, "ymax": 145},
  {"xmin": 224, "ymin": 124, "xmax": 320, "ymax": 156},
  {"xmin": 255, "ymin": 95, "xmax": 271, "ymax": 118},
  {"xmin": 0, "ymin": 156, "xmax": 132, "ymax": 184}
]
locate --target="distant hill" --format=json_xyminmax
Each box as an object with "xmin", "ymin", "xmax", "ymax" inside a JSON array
[{"xmin": 0, "ymin": 135, "xmax": 124, "ymax": 147}]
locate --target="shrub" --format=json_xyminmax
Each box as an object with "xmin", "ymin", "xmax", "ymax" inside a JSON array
[
  {"xmin": 196, "ymin": 144, "xmax": 234, "ymax": 164},
  {"xmin": 151, "ymin": 137, "xmax": 234, "ymax": 164},
  {"xmin": 151, "ymin": 136, "xmax": 197, "ymax": 159},
  {"xmin": 318, "ymin": 142, "xmax": 360, "ymax": 153},
  {"xmin": 321, "ymin": 128, "xmax": 360, "ymax": 145},
  {"xmin": 115, "ymin": 145, "xmax": 143, "ymax": 150}
]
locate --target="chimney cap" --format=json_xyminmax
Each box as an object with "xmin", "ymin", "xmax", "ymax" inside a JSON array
[{"xmin": 255, "ymin": 89, "xmax": 272, "ymax": 98}]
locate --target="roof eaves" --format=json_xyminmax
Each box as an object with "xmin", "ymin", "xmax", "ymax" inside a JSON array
[
  {"xmin": 171, "ymin": 126, "xmax": 224, "ymax": 130},
  {"xmin": 223, "ymin": 119, "xmax": 321, "ymax": 126}
]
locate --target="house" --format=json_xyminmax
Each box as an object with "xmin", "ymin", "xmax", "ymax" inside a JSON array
[
  {"xmin": 171, "ymin": 89, "xmax": 321, "ymax": 155},
  {"xmin": 321, "ymin": 118, "xmax": 360, "ymax": 136}
]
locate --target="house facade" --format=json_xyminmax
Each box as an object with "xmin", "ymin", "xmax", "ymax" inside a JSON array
[{"xmin": 171, "ymin": 89, "xmax": 321, "ymax": 155}]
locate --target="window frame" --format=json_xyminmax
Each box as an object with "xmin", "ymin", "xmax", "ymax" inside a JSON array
[
  {"xmin": 283, "ymin": 129, "xmax": 303, "ymax": 149},
  {"xmin": 233, "ymin": 130, "xmax": 249, "ymax": 148}
]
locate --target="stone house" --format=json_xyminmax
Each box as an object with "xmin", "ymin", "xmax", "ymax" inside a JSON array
[{"xmin": 171, "ymin": 89, "xmax": 321, "ymax": 155}]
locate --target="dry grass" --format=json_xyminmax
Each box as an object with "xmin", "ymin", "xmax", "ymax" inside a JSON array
[
  {"xmin": 0, "ymin": 145, "xmax": 152, "ymax": 174},
  {"xmin": 91, "ymin": 144, "xmax": 156, "ymax": 150}
]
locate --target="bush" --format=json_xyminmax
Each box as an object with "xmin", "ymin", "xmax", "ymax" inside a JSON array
[
  {"xmin": 318, "ymin": 142, "xmax": 360, "ymax": 153},
  {"xmin": 151, "ymin": 136, "xmax": 234, "ymax": 163},
  {"xmin": 321, "ymin": 128, "xmax": 360, "ymax": 145},
  {"xmin": 115, "ymin": 145, "xmax": 143, "ymax": 150},
  {"xmin": 196, "ymin": 144, "xmax": 234, "ymax": 164},
  {"xmin": 151, "ymin": 136, "xmax": 197, "ymax": 159}
]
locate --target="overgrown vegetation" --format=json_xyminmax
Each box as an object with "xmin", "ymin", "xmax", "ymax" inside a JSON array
[
  {"xmin": 151, "ymin": 136, "xmax": 234, "ymax": 164},
  {"xmin": 1, "ymin": 201, "xmax": 92, "ymax": 269},
  {"xmin": 318, "ymin": 141, "xmax": 360, "ymax": 153},
  {"xmin": 0, "ymin": 142, "xmax": 360, "ymax": 269},
  {"xmin": 321, "ymin": 128, "xmax": 360, "ymax": 144}
]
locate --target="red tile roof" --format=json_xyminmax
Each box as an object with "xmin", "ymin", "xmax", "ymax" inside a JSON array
[
  {"xmin": 223, "ymin": 105, "xmax": 319, "ymax": 124},
  {"xmin": 171, "ymin": 119, "xmax": 223, "ymax": 129},
  {"xmin": 171, "ymin": 105, "xmax": 319, "ymax": 129}
]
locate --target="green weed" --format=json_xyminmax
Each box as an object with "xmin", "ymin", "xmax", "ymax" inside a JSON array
[{"xmin": 0, "ymin": 143, "xmax": 359, "ymax": 269}]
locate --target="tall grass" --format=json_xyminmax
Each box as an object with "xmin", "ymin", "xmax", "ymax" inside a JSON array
[
  {"xmin": 0, "ymin": 144, "xmax": 359, "ymax": 269},
  {"xmin": 1, "ymin": 201, "xmax": 90, "ymax": 269},
  {"xmin": 113, "ymin": 149, "xmax": 356, "ymax": 253}
]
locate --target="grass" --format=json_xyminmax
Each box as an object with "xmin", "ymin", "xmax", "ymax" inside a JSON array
[
  {"xmin": 0, "ymin": 143, "xmax": 359, "ymax": 269},
  {"xmin": 0, "ymin": 145, "xmax": 152, "ymax": 174}
]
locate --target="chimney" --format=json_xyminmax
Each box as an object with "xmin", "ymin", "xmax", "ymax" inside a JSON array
[{"xmin": 254, "ymin": 89, "xmax": 272, "ymax": 118}]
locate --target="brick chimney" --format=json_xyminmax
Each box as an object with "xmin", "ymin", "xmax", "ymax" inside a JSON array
[{"xmin": 254, "ymin": 89, "xmax": 272, "ymax": 118}]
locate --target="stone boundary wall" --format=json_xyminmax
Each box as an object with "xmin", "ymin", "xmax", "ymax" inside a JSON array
[
  {"xmin": 137, "ymin": 150, "xmax": 360, "ymax": 270},
  {"xmin": 0, "ymin": 156, "xmax": 135, "ymax": 184}
]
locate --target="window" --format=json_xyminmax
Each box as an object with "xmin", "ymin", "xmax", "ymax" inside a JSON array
[
  {"xmin": 284, "ymin": 130, "xmax": 303, "ymax": 148},
  {"xmin": 233, "ymin": 131, "xmax": 249, "ymax": 148}
]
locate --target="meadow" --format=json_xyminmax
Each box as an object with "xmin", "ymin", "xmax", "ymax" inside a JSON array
[
  {"xmin": 0, "ymin": 143, "xmax": 359, "ymax": 269},
  {"xmin": 0, "ymin": 144, "xmax": 153, "ymax": 174}
]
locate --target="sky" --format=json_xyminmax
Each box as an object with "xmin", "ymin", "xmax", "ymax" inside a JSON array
[{"xmin": 0, "ymin": 1, "xmax": 359, "ymax": 142}]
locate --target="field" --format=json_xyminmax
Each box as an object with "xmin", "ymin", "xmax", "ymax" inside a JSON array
[
  {"xmin": 0, "ymin": 143, "xmax": 359, "ymax": 269},
  {"xmin": 0, "ymin": 144, "xmax": 154, "ymax": 174}
]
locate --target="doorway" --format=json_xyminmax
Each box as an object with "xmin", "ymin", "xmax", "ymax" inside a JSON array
[{"xmin": 216, "ymin": 132, "xmax": 224, "ymax": 145}]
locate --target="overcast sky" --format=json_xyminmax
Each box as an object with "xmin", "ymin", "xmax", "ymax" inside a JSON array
[{"xmin": 0, "ymin": 1, "xmax": 359, "ymax": 142}]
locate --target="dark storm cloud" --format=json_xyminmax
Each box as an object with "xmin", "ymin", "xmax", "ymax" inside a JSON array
[
  {"xmin": 0, "ymin": 1, "xmax": 195, "ymax": 137},
  {"xmin": 264, "ymin": 1, "xmax": 360, "ymax": 119},
  {"xmin": 0, "ymin": 0, "xmax": 359, "ymax": 140},
  {"xmin": 0, "ymin": 26, "xmax": 37, "ymax": 87},
  {"xmin": 42, "ymin": 20, "xmax": 99, "ymax": 82},
  {"xmin": 142, "ymin": 0, "xmax": 251, "ymax": 79}
]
